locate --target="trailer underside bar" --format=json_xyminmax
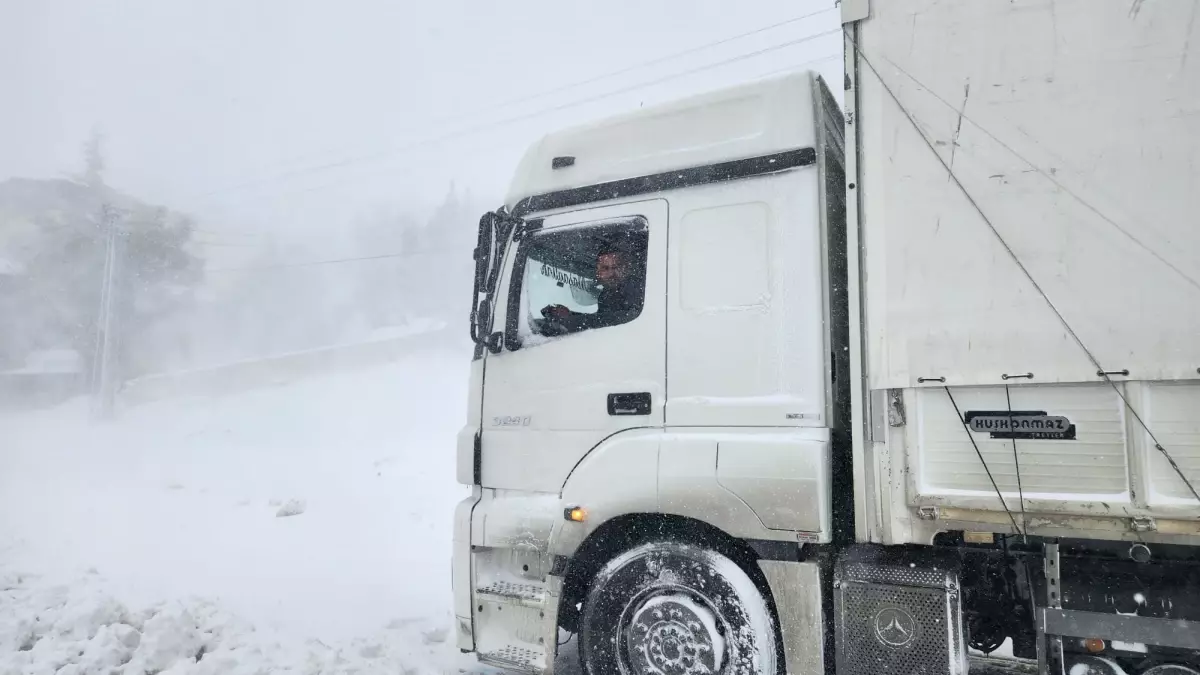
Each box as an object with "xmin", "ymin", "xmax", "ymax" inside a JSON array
[{"xmin": 1039, "ymin": 608, "xmax": 1200, "ymax": 651}]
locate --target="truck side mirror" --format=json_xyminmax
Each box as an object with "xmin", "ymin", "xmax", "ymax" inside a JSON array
[{"xmin": 473, "ymin": 213, "xmax": 495, "ymax": 293}]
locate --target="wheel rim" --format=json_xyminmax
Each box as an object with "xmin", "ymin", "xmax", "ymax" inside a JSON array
[{"xmin": 618, "ymin": 586, "xmax": 729, "ymax": 675}]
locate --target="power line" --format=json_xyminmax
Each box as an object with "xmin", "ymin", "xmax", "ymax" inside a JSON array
[
  {"xmin": 205, "ymin": 251, "xmax": 408, "ymax": 273},
  {"xmin": 186, "ymin": 47, "xmax": 845, "ymax": 272},
  {"xmin": 190, "ymin": 239, "xmax": 260, "ymax": 248},
  {"xmin": 193, "ymin": 52, "xmax": 841, "ymax": 214},
  {"xmin": 203, "ymin": 246, "xmax": 466, "ymax": 273},
  {"xmin": 496, "ymin": 6, "xmax": 836, "ymax": 110},
  {"xmin": 193, "ymin": 28, "xmax": 842, "ymax": 202},
  {"xmin": 196, "ymin": 30, "xmax": 839, "ymax": 200},
  {"xmin": 225, "ymin": 54, "xmax": 846, "ymax": 209},
  {"xmin": 185, "ymin": 49, "xmax": 840, "ymax": 227},
  {"xmin": 193, "ymin": 46, "xmax": 842, "ymax": 263},
  {"xmin": 190, "ymin": 228, "xmax": 263, "ymax": 239},
  {"xmin": 205, "ymin": 5, "xmax": 837, "ymax": 184}
]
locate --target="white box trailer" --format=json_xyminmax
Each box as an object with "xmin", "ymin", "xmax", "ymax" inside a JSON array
[
  {"xmin": 453, "ymin": 2, "xmax": 1200, "ymax": 673},
  {"xmin": 848, "ymin": 0, "xmax": 1200, "ymax": 547}
]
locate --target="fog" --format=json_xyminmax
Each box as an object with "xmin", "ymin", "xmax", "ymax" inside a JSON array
[
  {"xmin": 2, "ymin": 0, "xmax": 838, "ymax": 219},
  {"xmin": 2, "ymin": 0, "xmax": 839, "ymax": 379},
  {"xmin": 0, "ymin": 2, "xmax": 841, "ymax": 672}
]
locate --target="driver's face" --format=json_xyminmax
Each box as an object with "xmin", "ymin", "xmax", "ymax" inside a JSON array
[{"xmin": 596, "ymin": 252, "xmax": 624, "ymax": 287}]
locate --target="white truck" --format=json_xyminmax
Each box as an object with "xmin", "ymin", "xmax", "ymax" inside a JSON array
[{"xmin": 453, "ymin": 2, "xmax": 1200, "ymax": 673}]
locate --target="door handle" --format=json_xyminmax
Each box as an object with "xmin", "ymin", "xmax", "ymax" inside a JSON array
[{"xmin": 608, "ymin": 392, "xmax": 651, "ymax": 416}]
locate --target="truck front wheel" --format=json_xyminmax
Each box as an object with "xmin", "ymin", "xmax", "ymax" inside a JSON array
[{"xmin": 579, "ymin": 540, "xmax": 778, "ymax": 675}]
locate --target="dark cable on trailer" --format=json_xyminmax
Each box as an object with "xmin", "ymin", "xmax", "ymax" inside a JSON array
[
  {"xmin": 1004, "ymin": 384, "xmax": 1030, "ymax": 542},
  {"xmin": 849, "ymin": 40, "xmax": 1200, "ymax": 296},
  {"xmin": 846, "ymin": 31, "xmax": 1200, "ymax": 509},
  {"xmin": 944, "ymin": 387, "xmax": 1024, "ymax": 536}
]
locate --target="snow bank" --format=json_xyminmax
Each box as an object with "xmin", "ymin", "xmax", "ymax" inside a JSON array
[
  {"xmin": 0, "ymin": 569, "xmax": 469, "ymax": 674},
  {"xmin": 0, "ymin": 348, "xmax": 501, "ymax": 674}
]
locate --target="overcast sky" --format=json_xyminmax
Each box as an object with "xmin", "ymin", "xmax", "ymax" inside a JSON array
[{"xmin": 1, "ymin": 0, "xmax": 841, "ymax": 243}]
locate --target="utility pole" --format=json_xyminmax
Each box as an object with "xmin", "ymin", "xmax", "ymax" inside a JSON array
[{"xmin": 90, "ymin": 203, "xmax": 124, "ymax": 420}]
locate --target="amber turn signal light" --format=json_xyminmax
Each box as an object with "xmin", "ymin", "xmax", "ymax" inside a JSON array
[{"xmin": 564, "ymin": 506, "xmax": 587, "ymax": 522}]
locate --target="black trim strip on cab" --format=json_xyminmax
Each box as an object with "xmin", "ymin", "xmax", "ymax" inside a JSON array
[
  {"xmin": 471, "ymin": 145, "xmax": 815, "ymax": 360},
  {"xmin": 511, "ymin": 147, "xmax": 817, "ymax": 217}
]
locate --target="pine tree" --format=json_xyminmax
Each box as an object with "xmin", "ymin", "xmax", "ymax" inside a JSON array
[{"xmin": 81, "ymin": 127, "xmax": 106, "ymax": 188}]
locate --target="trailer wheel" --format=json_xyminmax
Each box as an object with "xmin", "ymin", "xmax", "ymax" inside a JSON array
[{"xmin": 579, "ymin": 540, "xmax": 778, "ymax": 675}]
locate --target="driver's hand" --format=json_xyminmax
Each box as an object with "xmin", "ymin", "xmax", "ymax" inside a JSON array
[{"xmin": 541, "ymin": 305, "xmax": 570, "ymax": 319}]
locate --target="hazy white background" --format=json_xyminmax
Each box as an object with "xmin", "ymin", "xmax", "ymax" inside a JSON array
[
  {"xmin": 0, "ymin": 3, "xmax": 842, "ymax": 672},
  {"xmin": 1, "ymin": 0, "xmax": 840, "ymax": 234}
]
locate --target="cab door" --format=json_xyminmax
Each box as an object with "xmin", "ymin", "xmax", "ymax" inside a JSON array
[{"xmin": 479, "ymin": 199, "xmax": 667, "ymax": 493}]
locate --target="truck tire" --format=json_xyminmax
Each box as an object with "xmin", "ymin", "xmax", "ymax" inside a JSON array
[{"xmin": 579, "ymin": 540, "xmax": 778, "ymax": 675}]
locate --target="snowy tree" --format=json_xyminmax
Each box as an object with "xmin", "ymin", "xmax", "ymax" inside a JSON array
[
  {"xmin": 352, "ymin": 206, "xmax": 420, "ymax": 330},
  {"xmin": 347, "ymin": 183, "xmax": 482, "ymax": 332},
  {"xmin": 114, "ymin": 206, "xmax": 204, "ymax": 376},
  {"xmin": 79, "ymin": 127, "xmax": 107, "ymax": 188},
  {"xmin": 396, "ymin": 182, "xmax": 481, "ymax": 325},
  {"xmin": 0, "ymin": 154, "xmax": 203, "ymax": 378}
]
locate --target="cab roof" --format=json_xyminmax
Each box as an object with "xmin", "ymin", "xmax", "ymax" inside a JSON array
[{"xmin": 505, "ymin": 70, "xmax": 822, "ymax": 210}]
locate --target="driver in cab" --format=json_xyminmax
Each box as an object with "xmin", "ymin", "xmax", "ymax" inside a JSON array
[{"xmin": 540, "ymin": 243, "xmax": 643, "ymax": 334}]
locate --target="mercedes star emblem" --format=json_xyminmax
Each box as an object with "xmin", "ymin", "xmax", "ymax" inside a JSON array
[{"xmin": 873, "ymin": 607, "xmax": 918, "ymax": 648}]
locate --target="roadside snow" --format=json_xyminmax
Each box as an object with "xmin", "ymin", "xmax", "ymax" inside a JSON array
[
  {"xmin": 0, "ymin": 571, "xmax": 464, "ymax": 674},
  {"xmin": 0, "ymin": 349, "xmax": 501, "ymax": 674}
]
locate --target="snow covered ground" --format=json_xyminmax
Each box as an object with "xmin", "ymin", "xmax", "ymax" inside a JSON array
[{"xmin": 0, "ymin": 347, "xmax": 552, "ymax": 674}]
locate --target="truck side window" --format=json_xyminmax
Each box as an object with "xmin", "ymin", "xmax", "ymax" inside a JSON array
[{"xmin": 510, "ymin": 219, "xmax": 648, "ymax": 344}]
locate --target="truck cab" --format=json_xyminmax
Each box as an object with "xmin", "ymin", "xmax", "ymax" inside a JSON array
[
  {"xmin": 453, "ymin": 3, "xmax": 1200, "ymax": 674},
  {"xmin": 456, "ymin": 69, "xmax": 845, "ymax": 673}
]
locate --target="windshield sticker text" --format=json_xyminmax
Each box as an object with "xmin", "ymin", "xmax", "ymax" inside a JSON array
[{"xmin": 539, "ymin": 262, "xmax": 593, "ymax": 293}]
